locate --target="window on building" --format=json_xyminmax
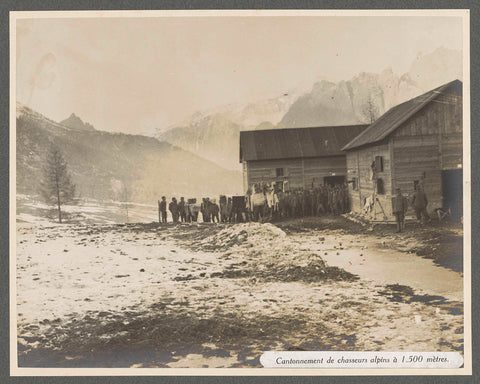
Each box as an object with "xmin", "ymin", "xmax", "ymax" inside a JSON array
[
  {"xmin": 275, "ymin": 167, "xmax": 284, "ymax": 177},
  {"xmin": 376, "ymin": 178, "xmax": 385, "ymax": 195},
  {"xmin": 375, "ymin": 156, "xmax": 384, "ymax": 172}
]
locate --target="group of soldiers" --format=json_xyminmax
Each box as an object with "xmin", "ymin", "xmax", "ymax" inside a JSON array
[
  {"xmin": 158, "ymin": 180, "xmax": 437, "ymax": 233},
  {"xmin": 391, "ymin": 183, "xmax": 431, "ymax": 232},
  {"xmin": 157, "ymin": 183, "xmax": 350, "ymax": 224},
  {"xmin": 270, "ymin": 184, "xmax": 350, "ymax": 219},
  {"xmin": 158, "ymin": 196, "xmax": 223, "ymax": 223}
]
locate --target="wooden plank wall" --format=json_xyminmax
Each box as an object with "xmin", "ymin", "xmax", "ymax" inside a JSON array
[
  {"xmin": 439, "ymin": 85, "xmax": 463, "ymax": 170},
  {"xmin": 392, "ymin": 133, "xmax": 442, "ymax": 212},
  {"xmin": 242, "ymin": 161, "xmax": 249, "ymax": 194},
  {"xmin": 244, "ymin": 156, "xmax": 347, "ymax": 191},
  {"xmin": 345, "ymin": 143, "xmax": 392, "ymax": 217},
  {"xmin": 346, "ymin": 83, "xmax": 462, "ymax": 217},
  {"xmin": 346, "ymin": 153, "xmax": 362, "ymax": 213},
  {"xmin": 392, "ymin": 85, "xmax": 462, "ymax": 212},
  {"xmin": 304, "ymin": 156, "xmax": 347, "ymax": 188}
]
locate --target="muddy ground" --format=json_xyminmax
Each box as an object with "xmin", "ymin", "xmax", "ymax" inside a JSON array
[{"xmin": 16, "ymin": 215, "xmax": 464, "ymax": 368}]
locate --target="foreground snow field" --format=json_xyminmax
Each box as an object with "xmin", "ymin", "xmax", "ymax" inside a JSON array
[{"xmin": 15, "ymin": 201, "xmax": 464, "ymax": 368}]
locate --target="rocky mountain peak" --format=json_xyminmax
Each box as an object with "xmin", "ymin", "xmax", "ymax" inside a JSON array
[{"xmin": 60, "ymin": 113, "xmax": 96, "ymax": 131}]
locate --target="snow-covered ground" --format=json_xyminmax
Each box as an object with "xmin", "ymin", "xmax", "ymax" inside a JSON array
[
  {"xmin": 16, "ymin": 194, "xmax": 160, "ymax": 225},
  {"xmin": 15, "ymin": 207, "xmax": 464, "ymax": 368}
]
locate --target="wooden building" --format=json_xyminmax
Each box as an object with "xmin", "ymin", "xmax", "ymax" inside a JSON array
[
  {"xmin": 239, "ymin": 125, "xmax": 368, "ymax": 193},
  {"xmin": 342, "ymin": 79, "xmax": 463, "ymax": 220}
]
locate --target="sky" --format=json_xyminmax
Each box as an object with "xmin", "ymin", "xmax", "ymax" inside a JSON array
[{"xmin": 15, "ymin": 14, "xmax": 464, "ymax": 136}]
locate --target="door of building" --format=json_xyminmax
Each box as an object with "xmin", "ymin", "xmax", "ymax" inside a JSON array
[
  {"xmin": 441, "ymin": 169, "xmax": 463, "ymax": 218},
  {"xmin": 323, "ymin": 176, "xmax": 345, "ymax": 187}
]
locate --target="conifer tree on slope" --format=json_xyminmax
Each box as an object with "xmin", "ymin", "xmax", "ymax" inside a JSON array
[{"xmin": 40, "ymin": 146, "xmax": 76, "ymax": 223}]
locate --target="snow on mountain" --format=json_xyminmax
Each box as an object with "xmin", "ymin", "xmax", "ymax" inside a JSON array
[
  {"xmin": 158, "ymin": 47, "xmax": 462, "ymax": 169},
  {"xmin": 156, "ymin": 90, "xmax": 303, "ymax": 170},
  {"xmin": 279, "ymin": 48, "xmax": 462, "ymax": 128},
  {"xmin": 158, "ymin": 113, "xmax": 242, "ymax": 171}
]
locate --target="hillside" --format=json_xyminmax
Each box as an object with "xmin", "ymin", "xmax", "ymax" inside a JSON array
[{"xmin": 16, "ymin": 103, "xmax": 243, "ymax": 203}]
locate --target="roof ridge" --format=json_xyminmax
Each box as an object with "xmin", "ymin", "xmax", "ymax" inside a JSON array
[{"xmin": 240, "ymin": 123, "xmax": 368, "ymax": 135}]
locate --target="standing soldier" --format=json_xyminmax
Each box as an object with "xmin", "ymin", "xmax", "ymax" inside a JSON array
[
  {"xmin": 178, "ymin": 197, "xmax": 186, "ymax": 223},
  {"xmin": 322, "ymin": 186, "xmax": 328, "ymax": 215},
  {"xmin": 187, "ymin": 198, "xmax": 199, "ymax": 222},
  {"xmin": 159, "ymin": 196, "xmax": 167, "ymax": 223},
  {"xmin": 327, "ymin": 186, "xmax": 333, "ymax": 214},
  {"xmin": 411, "ymin": 184, "xmax": 430, "ymax": 225},
  {"xmin": 169, "ymin": 197, "xmax": 179, "ymax": 223},
  {"xmin": 392, "ymin": 187, "xmax": 408, "ymax": 232},
  {"xmin": 200, "ymin": 198, "xmax": 207, "ymax": 222},
  {"xmin": 343, "ymin": 183, "xmax": 349, "ymax": 213},
  {"xmin": 338, "ymin": 185, "xmax": 345, "ymax": 214},
  {"xmin": 302, "ymin": 190, "xmax": 308, "ymax": 217},
  {"xmin": 219, "ymin": 195, "xmax": 227, "ymax": 223},
  {"xmin": 332, "ymin": 186, "xmax": 338, "ymax": 215},
  {"xmin": 311, "ymin": 189, "xmax": 317, "ymax": 217},
  {"xmin": 205, "ymin": 197, "xmax": 213, "ymax": 222},
  {"xmin": 211, "ymin": 199, "xmax": 220, "ymax": 223},
  {"xmin": 226, "ymin": 197, "xmax": 233, "ymax": 223}
]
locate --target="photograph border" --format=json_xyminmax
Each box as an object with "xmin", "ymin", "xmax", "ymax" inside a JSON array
[{"xmin": 3, "ymin": 1, "xmax": 478, "ymax": 382}]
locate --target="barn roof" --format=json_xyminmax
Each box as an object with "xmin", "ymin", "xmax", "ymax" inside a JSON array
[
  {"xmin": 342, "ymin": 79, "xmax": 462, "ymax": 151},
  {"xmin": 240, "ymin": 124, "xmax": 368, "ymax": 162}
]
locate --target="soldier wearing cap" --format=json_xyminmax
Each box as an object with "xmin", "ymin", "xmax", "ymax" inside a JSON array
[
  {"xmin": 169, "ymin": 197, "xmax": 179, "ymax": 223},
  {"xmin": 159, "ymin": 196, "xmax": 167, "ymax": 223},
  {"xmin": 391, "ymin": 187, "xmax": 408, "ymax": 232},
  {"xmin": 178, "ymin": 197, "xmax": 186, "ymax": 223}
]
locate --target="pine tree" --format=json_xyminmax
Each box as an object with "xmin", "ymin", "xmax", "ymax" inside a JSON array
[
  {"xmin": 361, "ymin": 95, "xmax": 380, "ymax": 124},
  {"xmin": 40, "ymin": 146, "xmax": 76, "ymax": 223}
]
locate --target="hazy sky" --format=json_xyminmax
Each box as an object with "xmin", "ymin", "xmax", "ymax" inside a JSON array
[{"xmin": 16, "ymin": 15, "xmax": 463, "ymax": 135}]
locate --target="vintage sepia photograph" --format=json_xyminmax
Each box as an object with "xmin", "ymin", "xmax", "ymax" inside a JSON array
[{"xmin": 10, "ymin": 10, "xmax": 471, "ymax": 374}]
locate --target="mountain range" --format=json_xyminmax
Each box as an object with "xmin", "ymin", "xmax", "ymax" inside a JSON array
[
  {"xmin": 16, "ymin": 102, "xmax": 243, "ymax": 204},
  {"xmin": 16, "ymin": 47, "xmax": 462, "ymax": 203},
  {"xmin": 157, "ymin": 47, "xmax": 462, "ymax": 170}
]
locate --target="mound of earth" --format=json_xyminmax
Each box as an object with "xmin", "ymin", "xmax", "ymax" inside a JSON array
[{"xmin": 199, "ymin": 222, "xmax": 287, "ymax": 251}]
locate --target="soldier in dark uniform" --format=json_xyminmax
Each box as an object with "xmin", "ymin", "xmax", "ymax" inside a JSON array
[
  {"xmin": 332, "ymin": 187, "xmax": 339, "ymax": 215},
  {"xmin": 211, "ymin": 199, "xmax": 220, "ymax": 223},
  {"xmin": 200, "ymin": 198, "xmax": 207, "ymax": 222},
  {"xmin": 327, "ymin": 186, "xmax": 333, "ymax": 214},
  {"xmin": 226, "ymin": 197, "xmax": 233, "ymax": 223},
  {"xmin": 178, "ymin": 197, "xmax": 186, "ymax": 223},
  {"xmin": 411, "ymin": 184, "xmax": 430, "ymax": 225},
  {"xmin": 343, "ymin": 183, "xmax": 349, "ymax": 213},
  {"xmin": 169, "ymin": 197, "xmax": 179, "ymax": 223},
  {"xmin": 205, "ymin": 197, "xmax": 212, "ymax": 222},
  {"xmin": 159, "ymin": 196, "xmax": 167, "ymax": 223}
]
